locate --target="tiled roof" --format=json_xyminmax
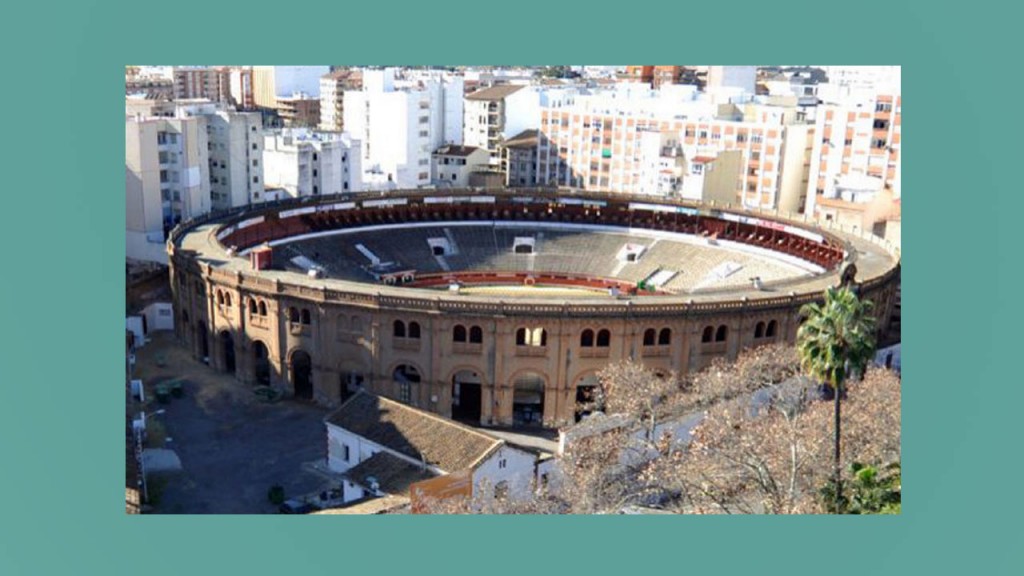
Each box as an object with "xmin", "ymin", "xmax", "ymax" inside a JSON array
[
  {"xmin": 345, "ymin": 452, "xmax": 435, "ymax": 496},
  {"xmin": 465, "ymin": 84, "xmax": 525, "ymax": 101},
  {"xmin": 312, "ymin": 495, "xmax": 410, "ymax": 515},
  {"xmin": 326, "ymin": 392, "xmax": 503, "ymax": 472},
  {"xmin": 434, "ymin": 145, "xmax": 482, "ymax": 157},
  {"xmin": 501, "ymin": 129, "xmax": 539, "ymax": 149}
]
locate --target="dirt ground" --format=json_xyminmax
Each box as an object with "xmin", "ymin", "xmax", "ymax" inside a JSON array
[{"xmin": 132, "ymin": 331, "xmax": 333, "ymax": 514}]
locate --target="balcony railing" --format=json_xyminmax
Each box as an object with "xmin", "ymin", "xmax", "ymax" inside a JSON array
[
  {"xmin": 641, "ymin": 345, "xmax": 670, "ymax": 357},
  {"xmin": 515, "ymin": 346, "xmax": 547, "ymax": 357},
  {"xmin": 393, "ymin": 338, "xmax": 421, "ymax": 351},
  {"xmin": 452, "ymin": 342, "xmax": 483, "ymax": 355}
]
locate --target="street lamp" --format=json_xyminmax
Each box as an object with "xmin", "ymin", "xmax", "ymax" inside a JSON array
[{"xmin": 135, "ymin": 409, "xmax": 166, "ymax": 505}]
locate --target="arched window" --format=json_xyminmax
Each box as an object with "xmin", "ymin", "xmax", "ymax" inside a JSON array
[
  {"xmin": 249, "ymin": 299, "xmax": 258, "ymax": 315},
  {"xmin": 702, "ymin": 326, "xmax": 714, "ymax": 343},
  {"xmin": 469, "ymin": 325, "xmax": 483, "ymax": 344},
  {"xmin": 217, "ymin": 290, "xmax": 224, "ymax": 305},
  {"xmin": 715, "ymin": 325, "xmax": 728, "ymax": 342},
  {"xmin": 394, "ymin": 320, "xmax": 406, "ymax": 338},
  {"xmin": 580, "ymin": 329, "xmax": 594, "ymax": 348},
  {"xmin": 351, "ymin": 316, "xmax": 362, "ymax": 333},
  {"xmin": 596, "ymin": 329, "xmax": 610, "ymax": 347},
  {"xmin": 300, "ymin": 309, "xmax": 311, "ymax": 325},
  {"xmin": 643, "ymin": 328, "xmax": 656, "ymax": 346},
  {"xmin": 224, "ymin": 293, "xmax": 232, "ymax": 307},
  {"xmin": 518, "ymin": 327, "xmax": 546, "ymax": 347},
  {"xmin": 337, "ymin": 314, "xmax": 348, "ymax": 334},
  {"xmin": 755, "ymin": 321, "xmax": 766, "ymax": 339},
  {"xmin": 408, "ymin": 322, "xmax": 421, "ymax": 339},
  {"xmin": 658, "ymin": 328, "xmax": 671, "ymax": 345},
  {"xmin": 453, "ymin": 325, "xmax": 467, "ymax": 343},
  {"xmin": 289, "ymin": 307, "xmax": 300, "ymax": 323},
  {"xmin": 258, "ymin": 301, "xmax": 267, "ymax": 316},
  {"xmin": 766, "ymin": 320, "xmax": 778, "ymax": 338}
]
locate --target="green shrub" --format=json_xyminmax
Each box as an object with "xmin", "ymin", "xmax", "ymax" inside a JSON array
[{"xmin": 268, "ymin": 485, "xmax": 285, "ymax": 505}]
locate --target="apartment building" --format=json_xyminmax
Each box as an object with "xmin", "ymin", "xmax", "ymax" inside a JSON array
[
  {"xmin": 126, "ymin": 114, "xmax": 211, "ymax": 263},
  {"xmin": 431, "ymin": 145, "xmax": 489, "ymax": 188},
  {"xmin": 276, "ymin": 93, "xmax": 320, "ymax": 128},
  {"xmin": 537, "ymin": 86, "xmax": 814, "ymax": 212},
  {"xmin": 252, "ymin": 66, "xmax": 330, "ymax": 108},
  {"xmin": 463, "ymin": 85, "xmax": 535, "ymax": 166},
  {"xmin": 229, "ymin": 67, "xmax": 255, "ymax": 109},
  {"xmin": 319, "ymin": 69, "xmax": 363, "ymax": 132},
  {"xmin": 499, "ymin": 129, "xmax": 540, "ymax": 187},
  {"xmin": 343, "ymin": 68, "xmax": 462, "ymax": 189},
  {"xmin": 127, "ymin": 99, "xmax": 265, "ymax": 210},
  {"xmin": 805, "ymin": 92, "xmax": 901, "ymax": 223},
  {"xmin": 624, "ymin": 66, "xmax": 683, "ymax": 88},
  {"xmin": 634, "ymin": 131, "xmax": 742, "ymax": 203},
  {"xmin": 263, "ymin": 128, "xmax": 362, "ymax": 198},
  {"xmin": 173, "ymin": 67, "xmax": 231, "ymax": 103}
]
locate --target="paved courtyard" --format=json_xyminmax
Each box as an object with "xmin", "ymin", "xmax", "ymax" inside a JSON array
[{"xmin": 133, "ymin": 332, "xmax": 333, "ymax": 514}]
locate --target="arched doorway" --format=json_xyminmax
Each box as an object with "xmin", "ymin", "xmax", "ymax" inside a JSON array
[
  {"xmin": 252, "ymin": 340, "xmax": 270, "ymax": 385},
  {"xmin": 339, "ymin": 371, "xmax": 364, "ymax": 403},
  {"xmin": 292, "ymin": 350, "xmax": 313, "ymax": 400},
  {"xmin": 197, "ymin": 321, "xmax": 209, "ymax": 363},
  {"xmin": 451, "ymin": 369, "xmax": 482, "ymax": 423},
  {"xmin": 512, "ymin": 372, "xmax": 545, "ymax": 426},
  {"xmin": 575, "ymin": 374, "xmax": 601, "ymax": 423},
  {"xmin": 219, "ymin": 330, "xmax": 236, "ymax": 374},
  {"xmin": 393, "ymin": 364, "xmax": 421, "ymax": 405}
]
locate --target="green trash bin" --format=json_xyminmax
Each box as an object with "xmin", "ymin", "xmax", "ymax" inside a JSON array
[
  {"xmin": 156, "ymin": 385, "xmax": 171, "ymax": 404},
  {"xmin": 170, "ymin": 380, "xmax": 184, "ymax": 398}
]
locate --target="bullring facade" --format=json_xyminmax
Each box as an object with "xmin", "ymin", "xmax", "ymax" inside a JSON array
[{"xmin": 168, "ymin": 189, "xmax": 900, "ymax": 429}]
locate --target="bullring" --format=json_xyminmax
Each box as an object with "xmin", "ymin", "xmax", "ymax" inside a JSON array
[{"xmin": 168, "ymin": 188, "xmax": 900, "ymax": 428}]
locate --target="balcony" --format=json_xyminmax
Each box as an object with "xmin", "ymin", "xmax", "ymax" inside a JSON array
[
  {"xmin": 393, "ymin": 338, "xmax": 421, "ymax": 352},
  {"xmin": 641, "ymin": 345, "xmax": 670, "ymax": 358},
  {"xmin": 249, "ymin": 315, "xmax": 270, "ymax": 330},
  {"xmin": 703, "ymin": 342, "xmax": 728, "ymax": 355},
  {"xmin": 289, "ymin": 323, "xmax": 311, "ymax": 337},
  {"xmin": 515, "ymin": 346, "xmax": 547, "ymax": 358},
  {"xmin": 579, "ymin": 347, "xmax": 610, "ymax": 359},
  {"xmin": 452, "ymin": 342, "xmax": 483, "ymax": 355}
]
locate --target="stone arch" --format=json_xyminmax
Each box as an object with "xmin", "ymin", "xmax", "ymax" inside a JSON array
[
  {"xmin": 251, "ymin": 339, "xmax": 271, "ymax": 386},
  {"xmin": 449, "ymin": 365, "xmax": 486, "ymax": 424},
  {"xmin": 572, "ymin": 370, "xmax": 602, "ymax": 423},
  {"xmin": 289, "ymin": 348, "xmax": 314, "ymax": 400},
  {"xmin": 510, "ymin": 370, "xmax": 547, "ymax": 427},
  {"xmin": 197, "ymin": 320, "xmax": 210, "ymax": 362},
  {"xmin": 218, "ymin": 330, "xmax": 236, "ymax": 374},
  {"xmin": 391, "ymin": 362, "xmax": 423, "ymax": 406}
]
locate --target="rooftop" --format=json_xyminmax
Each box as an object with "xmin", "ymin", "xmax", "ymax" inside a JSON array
[
  {"xmin": 466, "ymin": 84, "xmax": 526, "ymax": 101},
  {"xmin": 433, "ymin": 145, "xmax": 483, "ymax": 157},
  {"xmin": 344, "ymin": 452, "xmax": 435, "ymax": 496},
  {"xmin": 326, "ymin": 392, "xmax": 503, "ymax": 473},
  {"xmin": 502, "ymin": 129, "xmax": 540, "ymax": 149}
]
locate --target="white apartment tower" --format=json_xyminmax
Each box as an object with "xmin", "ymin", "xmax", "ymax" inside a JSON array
[
  {"xmin": 343, "ymin": 68, "xmax": 463, "ymax": 190},
  {"xmin": 125, "ymin": 114, "xmax": 211, "ymax": 263},
  {"xmin": 126, "ymin": 99, "xmax": 266, "ymax": 210},
  {"xmin": 263, "ymin": 129, "xmax": 363, "ymax": 198}
]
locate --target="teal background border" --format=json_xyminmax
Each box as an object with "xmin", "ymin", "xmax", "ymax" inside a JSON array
[{"xmin": 1, "ymin": 0, "xmax": 1019, "ymax": 574}]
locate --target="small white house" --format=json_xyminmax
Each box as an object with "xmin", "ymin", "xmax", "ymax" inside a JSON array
[
  {"xmin": 325, "ymin": 392, "xmax": 537, "ymax": 505},
  {"xmin": 431, "ymin": 145, "xmax": 490, "ymax": 188}
]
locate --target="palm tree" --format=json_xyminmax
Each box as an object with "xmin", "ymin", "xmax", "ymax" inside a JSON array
[{"xmin": 797, "ymin": 286, "xmax": 877, "ymax": 513}]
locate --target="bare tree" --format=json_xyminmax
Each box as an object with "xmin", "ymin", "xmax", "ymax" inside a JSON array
[{"xmin": 665, "ymin": 367, "xmax": 900, "ymax": 514}]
